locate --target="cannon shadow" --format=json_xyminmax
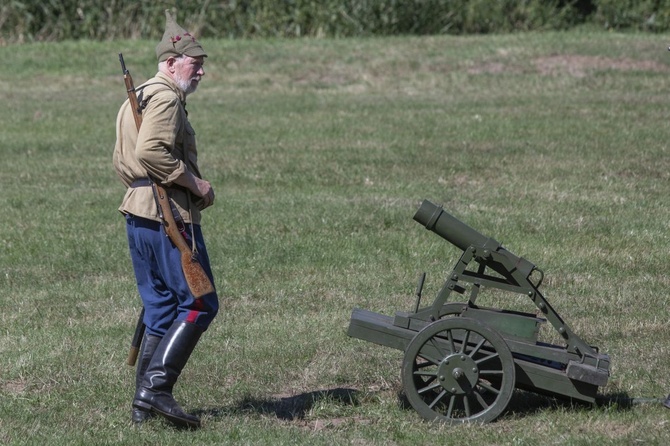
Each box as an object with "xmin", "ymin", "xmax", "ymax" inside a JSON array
[
  {"xmin": 501, "ymin": 390, "xmax": 658, "ymax": 417},
  {"xmin": 396, "ymin": 388, "xmax": 650, "ymax": 421},
  {"xmin": 501, "ymin": 390, "xmax": 661, "ymax": 418}
]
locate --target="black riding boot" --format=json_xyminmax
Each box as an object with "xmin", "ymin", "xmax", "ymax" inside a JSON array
[
  {"xmin": 131, "ymin": 333, "xmax": 161, "ymax": 424},
  {"xmin": 132, "ymin": 321, "xmax": 203, "ymax": 429},
  {"xmin": 664, "ymin": 394, "xmax": 670, "ymax": 409}
]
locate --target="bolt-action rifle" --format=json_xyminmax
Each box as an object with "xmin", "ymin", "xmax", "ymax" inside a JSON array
[{"xmin": 119, "ymin": 53, "xmax": 215, "ymax": 366}]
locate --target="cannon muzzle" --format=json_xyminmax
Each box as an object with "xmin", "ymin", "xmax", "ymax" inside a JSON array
[
  {"xmin": 413, "ymin": 200, "xmax": 495, "ymax": 252},
  {"xmin": 413, "ymin": 200, "xmax": 536, "ymax": 280}
]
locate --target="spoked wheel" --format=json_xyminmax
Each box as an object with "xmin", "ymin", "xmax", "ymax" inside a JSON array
[{"xmin": 402, "ymin": 317, "xmax": 515, "ymax": 424}]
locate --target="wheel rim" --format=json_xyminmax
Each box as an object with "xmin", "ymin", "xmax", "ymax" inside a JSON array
[{"xmin": 402, "ymin": 318, "xmax": 515, "ymax": 424}]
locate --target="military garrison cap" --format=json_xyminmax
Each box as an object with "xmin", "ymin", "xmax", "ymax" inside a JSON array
[{"xmin": 156, "ymin": 10, "xmax": 207, "ymax": 62}]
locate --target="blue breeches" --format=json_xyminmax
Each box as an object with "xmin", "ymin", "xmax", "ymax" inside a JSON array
[{"xmin": 125, "ymin": 214, "xmax": 219, "ymax": 337}]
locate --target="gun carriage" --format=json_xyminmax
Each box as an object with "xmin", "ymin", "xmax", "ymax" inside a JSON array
[{"xmin": 348, "ymin": 200, "xmax": 610, "ymax": 424}]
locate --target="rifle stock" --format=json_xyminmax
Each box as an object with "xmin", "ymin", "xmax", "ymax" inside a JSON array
[
  {"xmin": 119, "ymin": 53, "xmax": 215, "ymax": 365},
  {"xmin": 151, "ymin": 182, "xmax": 215, "ymax": 298},
  {"xmin": 126, "ymin": 307, "xmax": 145, "ymax": 366}
]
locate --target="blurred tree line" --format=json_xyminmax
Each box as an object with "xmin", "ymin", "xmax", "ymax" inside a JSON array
[{"xmin": 1, "ymin": 0, "xmax": 669, "ymax": 43}]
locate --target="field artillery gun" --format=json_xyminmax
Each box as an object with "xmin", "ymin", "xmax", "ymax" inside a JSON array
[{"xmin": 348, "ymin": 200, "xmax": 611, "ymax": 424}]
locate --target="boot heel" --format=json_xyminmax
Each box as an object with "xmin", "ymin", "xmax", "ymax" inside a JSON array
[
  {"xmin": 131, "ymin": 407, "xmax": 154, "ymax": 424},
  {"xmin": 133, "ymin": 399, "xmax": 153, "ymax": 411}
]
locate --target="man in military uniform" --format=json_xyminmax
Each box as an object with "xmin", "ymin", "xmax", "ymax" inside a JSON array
[{"xmin": 113, "ymin": 10, "xmax": 219, "ymax": 429}]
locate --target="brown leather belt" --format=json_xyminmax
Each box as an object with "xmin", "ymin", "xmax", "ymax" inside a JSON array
[{"xmin": 130, "ymin": 178, "xmax": 152, "ymax": 188}]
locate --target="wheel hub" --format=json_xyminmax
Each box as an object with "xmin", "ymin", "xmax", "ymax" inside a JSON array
[{"xmin": 437, "ymin": 353, "xmax": 479, "ymax": 395}]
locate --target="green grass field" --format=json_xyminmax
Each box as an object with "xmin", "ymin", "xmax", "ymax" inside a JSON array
[{"xmin": 2, "ymin": 31, "xmax": 670, "ymax": 444}]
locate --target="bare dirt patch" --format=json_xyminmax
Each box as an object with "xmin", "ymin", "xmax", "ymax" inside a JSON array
[
  {"xmin": 466, "ymin": 54, "xmax": 669, "ymax": 77},
  {"xmin": 467, "ymin": 61, "xmax": 515, "ymax": 75},
  {"xmin": 533, "ymin": 55, "xmax": 669, "ymax": 77},
  {"xmin": 1, "ymin": 380, "xmax": 27, "ymax": 395}
]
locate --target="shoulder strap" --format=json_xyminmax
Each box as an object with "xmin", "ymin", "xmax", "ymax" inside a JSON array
[{"xmin": 136, "ymin": 82, "xmax": 175, "ymax": 113}]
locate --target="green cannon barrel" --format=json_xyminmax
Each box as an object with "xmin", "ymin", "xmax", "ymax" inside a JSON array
[
  {"xmin": 413, "ymin": 200, "xmax": 536, "ymax": 279},
  {"xmin": 413, "ymin": 200, "xmax": 493, "ymax": 252}
]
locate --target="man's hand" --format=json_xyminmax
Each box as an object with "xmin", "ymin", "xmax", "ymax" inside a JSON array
[
  {"xmin": 193, "ymin": 177, "xmax": 215, "ymax": 208},
  {"xmin": 174, "ymin": 172, "xmax": 215, "ymax": 209}
]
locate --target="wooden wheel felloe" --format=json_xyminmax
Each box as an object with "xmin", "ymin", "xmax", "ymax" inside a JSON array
[{"xmin": 401, "ymin": 318, "xmax": 515, "ymax": 424}]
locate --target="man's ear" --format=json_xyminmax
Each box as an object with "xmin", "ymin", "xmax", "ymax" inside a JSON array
[{"xmin": 165, "ymin": 56, "xmax": 177, "ymax": 73}]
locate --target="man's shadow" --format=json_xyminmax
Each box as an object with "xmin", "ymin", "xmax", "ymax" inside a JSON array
[{"xmin": 197, "ymin": 387, "xmax": 361, "ymax": 421}]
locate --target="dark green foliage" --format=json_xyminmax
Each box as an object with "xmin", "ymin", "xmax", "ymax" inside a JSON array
[
  {"xmin": 593, "ymin": 0, "xmax": 670, "ymax": 31},
  {"xmin": 1, "ymin": 0, "xmax": 167, "ymax": 41},
  {"xmin": 1, "ymin": 1, "xmax": 670, "ymax": 43},
  {"xmin": 3, "ymin": 0, "xmax": 666, "ymax": 43}
]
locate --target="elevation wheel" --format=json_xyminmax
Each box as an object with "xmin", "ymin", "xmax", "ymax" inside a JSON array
[{"xmin": 402, "ymin": 317, "xmax": 515, "ymax": 424}]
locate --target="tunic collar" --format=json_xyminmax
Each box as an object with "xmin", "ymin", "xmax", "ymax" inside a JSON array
[{"xmin": 155, "ymin": 71, "xmax": 187, "ymax": 104}]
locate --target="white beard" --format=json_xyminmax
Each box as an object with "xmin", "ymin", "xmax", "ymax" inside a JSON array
[{"xmin": 175, "ymin": 74, "xmax": 198, "ymax": 96}]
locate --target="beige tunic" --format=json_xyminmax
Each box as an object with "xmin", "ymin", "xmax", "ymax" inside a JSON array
[{"xmin": 113, "ymin": 72, "xmax": 204, "ymax": 225}]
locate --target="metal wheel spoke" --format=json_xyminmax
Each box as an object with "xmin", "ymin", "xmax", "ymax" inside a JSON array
[
  {"xmin": 417, "ymin": 350, "xmax": 441, "ymax": 366},
  {"xmin": 428, "ymin": 335, "xmax": 449, "ymax": 359},
  {"xmin": 469, "ymin": 337, "xmax": 487, "ymax": 358},
  {"xmin": 479, "ymin": 369, "xmax": 503, "ymax": 376},
  {"xmin": 447, "ymin": 329, "xmax": 456, "ymax": 353},
  {"xmin": 413, "ymin": 370, "xmax": 437, "ymax": 387},
  {"xmin": 475, "ymin": 351, "xmax": 500, "ymax": 365},
  {"xmin": 446, "ymin": 394, "xmax": 456, "ymax": 418},
  {"xmin": 428, "ymin": 389, "xmax": 448, "ymax": 409},
  {"xmin": 473, "ymin": 389, "xmax": 490, "ymax": 409},
  {"xmin": 477, "ymin": 381, "xmax": 501, "ymax": 395},
  {"xmin": 463, "ymin": 394, "xmax": 471, "ymax": 417},
  {"xmin": 418, "ymin": 381, "xmax": 443, "ymax": 395},
  {"xmin": 460, "ymin": 330, "xmax": 471, "ymax": 354}
]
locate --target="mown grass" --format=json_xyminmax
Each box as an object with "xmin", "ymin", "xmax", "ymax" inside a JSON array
[{"xmin": 2, "ymin": 31, "xmax": 670, "ymax": 444}]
